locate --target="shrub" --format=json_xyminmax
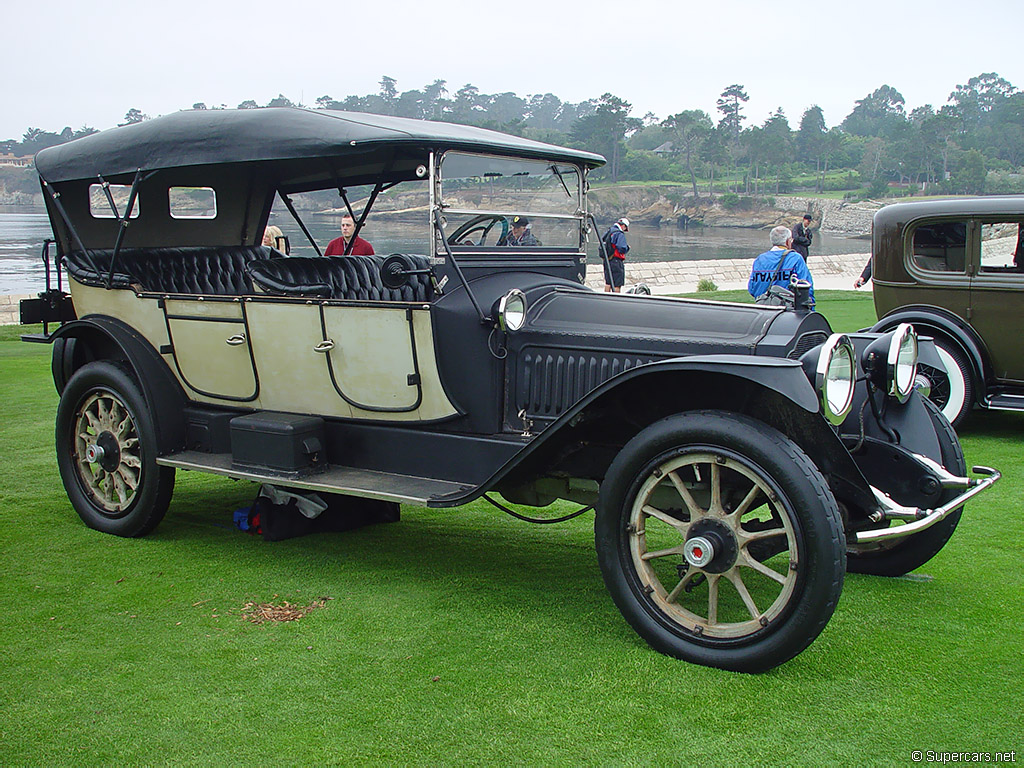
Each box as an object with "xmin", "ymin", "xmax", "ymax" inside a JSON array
[
  {"xmin": 697, "ymin": 278, "xmax": 718, "ymax": 292},
  {"xmin": 985, "ymin": 172, "xmax": 1024, "ymax": 195},
  {"xmin": 719, "ymin": 192, "xmax": 740, "ymax": 210}
]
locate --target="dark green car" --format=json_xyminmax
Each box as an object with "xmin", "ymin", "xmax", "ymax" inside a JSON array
[{"xmin": 869, "ymin": 197, "xmax": 1024, "ymax": 427}]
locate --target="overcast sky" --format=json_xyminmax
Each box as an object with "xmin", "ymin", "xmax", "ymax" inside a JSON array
[{"xmin": 5, "ymin": 0, "xmax": 1022, "ymax": 141}]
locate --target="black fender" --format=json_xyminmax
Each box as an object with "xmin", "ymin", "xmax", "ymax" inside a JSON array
[
  {"xmin": 47, "ymin": 315, "xmax": 187, "ymax": 455},
  {"xmin": 871, "ymin": 305, "xmax": 988, "ymax": 399},
  {"xmin": 433, "ymin": 355, "xmax": 875, "ymax": 512}
]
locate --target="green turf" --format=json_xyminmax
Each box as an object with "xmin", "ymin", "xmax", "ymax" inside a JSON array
[
  {"xmin": 677, "ymin": 289, "xmax": 878, "ymax": 335},
  {"xmin": 1, "ymin": 315, "xmax": 1020, "ymax": 765}
]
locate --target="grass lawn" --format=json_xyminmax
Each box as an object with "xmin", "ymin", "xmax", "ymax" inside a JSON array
[{"xmin": 1, "ymin": 301, "xmax": 1021, "ymax": 765}]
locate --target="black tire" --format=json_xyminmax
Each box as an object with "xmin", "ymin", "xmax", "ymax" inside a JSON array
[
  {"xmin": 920, "ymin": 338, "xmax": 973, "ymax": 429},
  {"xmin": 55, "ymin": 361, "xmax": 175, "ymax": 537},
  {"xmin": 595, "ymin": 410, "xmax": 845, "ymax": 673},
  {"xmin": 846, "ymin": 396, "xmax": 966, "ymax": 576}
]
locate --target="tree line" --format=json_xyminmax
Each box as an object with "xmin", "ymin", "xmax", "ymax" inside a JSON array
[{"xmin": 3, "ymin": 73, "xmax": 1022, "ymax": 199}]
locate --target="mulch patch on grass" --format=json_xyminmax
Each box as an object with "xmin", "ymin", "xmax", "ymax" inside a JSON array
[{"xmin": 241, "ymin": 597, "xmax": 330, "ymax": 624}]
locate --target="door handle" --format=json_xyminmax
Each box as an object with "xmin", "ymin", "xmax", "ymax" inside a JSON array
[
  {"xmin": 226, "ymin": 333, "xmax": 247, "ymax": 346},
  {"xmin": 314, "ymin": 339, "xmax": 335, "ymax": 353}
]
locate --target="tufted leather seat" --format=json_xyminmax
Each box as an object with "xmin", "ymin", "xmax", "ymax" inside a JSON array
[
  {"xmin": 248, "ymin": 255, "xmax": 435, "ymax": 302},
  {"xmin": 64, "ymin": 245, "xmax": 276, "ymax": 295}
]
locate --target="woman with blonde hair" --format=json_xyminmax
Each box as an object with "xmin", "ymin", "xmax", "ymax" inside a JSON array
[{"xmin": 262, "ymin": 225, "xmax": 285, "ymax": 252}]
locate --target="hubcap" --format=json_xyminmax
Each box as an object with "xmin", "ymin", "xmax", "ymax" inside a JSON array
[
  {"xmin": 627, "ymin": 450, "xmax": 799, "ymax": 640},
  {"xmin": 683, "ymin": 536, "xmax": 715, "ymax": 568},
  {"xmin": 72, "ymin": 391, "xmax": 143, "ymax": 515}
]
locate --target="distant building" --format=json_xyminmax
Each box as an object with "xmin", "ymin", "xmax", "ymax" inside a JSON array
[
  {"xmin": 652, "ymin": 141, "xmax": 675, "ymax": 156},
  {"xmin": 0, "ymin": 153, "xmax": 32, "ymax": 168}
]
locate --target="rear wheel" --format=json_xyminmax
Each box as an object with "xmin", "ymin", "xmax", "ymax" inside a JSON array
[
  {"xmin": 846, "ymin": 396, "xmax": 965, "ymax": 576},
  {"xmin": 56, "ymin": 361, "xmax": 175, "ymax": 537},
  {"xmin": 596, "ymin": 411, "xmax": 845, "ymax": 672},
  {"xmin": 920, "ymin": 339, "xmax": 973, "ymax": 429}
]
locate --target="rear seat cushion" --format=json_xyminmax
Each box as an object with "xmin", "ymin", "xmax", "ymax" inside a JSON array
[
  {"xmin": 64, "ymin": 245, "xmax": 275, "ymax": 295},
  {"xmin": 248, "ymin": 255, "xmax": 435, "ymax": 302}
]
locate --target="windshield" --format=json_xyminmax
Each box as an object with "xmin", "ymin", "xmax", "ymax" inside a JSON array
[{"xmin": 438, "ymin": 152, "xmax": 583, "ymax": 251}]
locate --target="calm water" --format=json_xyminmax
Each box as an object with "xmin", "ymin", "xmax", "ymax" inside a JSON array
[{"xmin": 0, "ymin": 206, "xmax": 866, "ymax": 294}]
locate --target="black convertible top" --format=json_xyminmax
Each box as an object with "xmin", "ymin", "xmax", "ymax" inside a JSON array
[{"xmin": 35, "ymin": 108, "xmax": 606, "ymax": 183}]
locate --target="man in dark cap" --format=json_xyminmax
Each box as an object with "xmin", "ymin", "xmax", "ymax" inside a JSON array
[
  {"xmin": 602, "ymin": 217, "xmax": 630, "ymax": 292},
  {"xmin": 792, "ymin": 213, "xmax": 813, "ymax": 261},
  {"xmin": 504, "ymin": 215, "xmax": 539, "ymax": 247}
]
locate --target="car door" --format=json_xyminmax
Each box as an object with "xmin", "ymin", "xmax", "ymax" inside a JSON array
[
  {"xmin": 901, "ymin": 219, "xmax": 971, "ymax": 322},
  {"xmin": 243, "ymin": 298, "xmax": 459, "ymax": 421},
  {"xmin": 969, "ymin": 220, "xmax": 1024, "ymax": 383},
  {"xmin": 163, "ymin": 297, "xmax": 258, "ymax": 402}
]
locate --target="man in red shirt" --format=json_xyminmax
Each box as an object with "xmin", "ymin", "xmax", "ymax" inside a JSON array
[{"xmin": 324, "ymin": 214, "xmax": 375, "ymax": 256}]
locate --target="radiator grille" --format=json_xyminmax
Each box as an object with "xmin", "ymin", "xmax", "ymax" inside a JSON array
[{"xmin": 789, "ymin": 331, "xmax": 828, "ymax": 359}]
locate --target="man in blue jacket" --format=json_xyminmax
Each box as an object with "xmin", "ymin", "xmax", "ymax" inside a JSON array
[
  {"xmin": 602, "ymin": 217, "xmax": 630, "ymax": 293},
  {"xmin": 748, "ymin": 225, "xmax": 815, "ymax": 305}
]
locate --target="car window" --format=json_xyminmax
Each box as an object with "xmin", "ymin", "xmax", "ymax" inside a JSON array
[
  {"xmin": 979, "ymin": 222, "xmax": 1024, "ymax": 274},
  {"xmin": 910, "ymin": 221, "xmax": 968, "ymax": 274}
]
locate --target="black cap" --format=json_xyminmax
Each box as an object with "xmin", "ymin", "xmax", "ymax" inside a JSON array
[
  {"xmin": 511, "ymin": 215, "xmax": 529, "ymax": 228},
  {"xmin": 803, "ymin": 214, "xmax": 812, "ymax": 221}
]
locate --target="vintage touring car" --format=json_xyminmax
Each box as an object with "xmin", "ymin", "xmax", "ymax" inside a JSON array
[
  {"xmin": 21, "ymin": 109, "xmax": 998, "ymax": 672},
  {"xmin": 867, "ymin": 197, "xmax": 1024, "ymax": 428}
]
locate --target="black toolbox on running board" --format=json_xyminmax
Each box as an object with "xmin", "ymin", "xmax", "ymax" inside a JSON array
[{"xmin": 230, "ymin": 412, "xmax": 326, "ymax": 477}]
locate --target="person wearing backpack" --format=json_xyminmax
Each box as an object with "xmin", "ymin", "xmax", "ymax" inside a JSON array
[
  {"xmin": 602, "ymin": 217, "xmax": 631, "ymax": 293},
  {"xmin": 747, "ymin": 225, "xmax": 815, "ymax": 305}
]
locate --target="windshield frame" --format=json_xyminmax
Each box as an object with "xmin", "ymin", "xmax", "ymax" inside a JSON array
[{"xmin": 432, "ymin": 150, "xmax": 587, "ymax": 256}]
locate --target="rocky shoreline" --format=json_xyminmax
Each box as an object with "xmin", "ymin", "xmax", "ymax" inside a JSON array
[{"xmin": 589, "ymin": 186, "xmax": 880, "ymax": 237}]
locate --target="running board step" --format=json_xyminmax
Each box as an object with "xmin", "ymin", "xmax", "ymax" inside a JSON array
[
  {"xmin": 156, "ymin": 451, "xmax": 471, "ymax": 506},
  {"xmin": 983, "ymin": 392, "xmax": 1024, "ymax": 411}
]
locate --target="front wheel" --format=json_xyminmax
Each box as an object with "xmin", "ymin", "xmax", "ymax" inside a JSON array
[
  {"xmin": 846, "ymin": 396, "xmax": 965, "ymax": 576},
  {"xmin": 596, "ymin": 411, "xmax": 845, "ymax": 673},
  {"xmin": 55, "ymin": 361, "xmax": 175, "ymax": 537}
]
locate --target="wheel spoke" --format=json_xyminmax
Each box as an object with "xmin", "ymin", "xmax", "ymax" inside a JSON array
[
  {"xmin": 112, "ymin": 473, "xmax": 128, "ymax": 506},
  {"xmin": 709, "ymin": 461, "xmax": 722, "ymax": 513},
  {"xmin": 738, "ymin": 525, "xmax": 787, "ymax": 545},
  {"xmin": 641, "ymin": 544, "xmax": 686, "ymax": 561},
  {"xmin": 100, "ymin": 473, "xmax": 116, "ymax": 505},
  {"xmin": 668, "ymin": 470, "xmax": 705, "ymax": 520},
  {"xmin": 725, "ymin": 569, "xmax": 761, "ymax": 620},
  {"xmin": 741, "ymin": 553, "xmax": 788, "ymax": 585},
  {"xmin": 83, "ymin": 408, "xmax": 101, "ymax": 434},
  {"xmin": 731, "ymin": 483, "xmax": 763, "ymax": 518},
  {"xmin": 707, "ymin": 574, "xmax": 719, "ymax": 625},
  {"xmin": 96, "ymin": 397, "xmax": 110, "ymax": 427},
  {"xmin": 642, "ymin": 504, "xmax": 687, "ymax": 531},
  {"xmin": 118, "ymin": 464, "xmax": 140, "ymax": 491},
  {"xmin": 665, "ymin": 567, "xmax": 699, "ymax": 604}
]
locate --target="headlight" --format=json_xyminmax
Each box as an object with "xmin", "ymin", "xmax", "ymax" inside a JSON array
[
  {"xmin": 495, "ymin": 289, "xmax": 527, "ymax": 332},
  {"xmin": 887, "ymin": 323, "xmax": 918, "ymax": 403},
  {"xmin": 815, "ymin": 334, "xmax": 856, "ymax": 425}
]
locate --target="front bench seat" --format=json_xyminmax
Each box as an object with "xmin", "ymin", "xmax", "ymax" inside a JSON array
[
  {"xmin": 64, "ymin": 245, "xmax": 276, "ymax": 295},
  {"xmin": 248, "ymin": 255, "xmax": 435, "ymax": 302}
]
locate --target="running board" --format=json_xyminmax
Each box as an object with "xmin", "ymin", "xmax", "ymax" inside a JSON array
[
  {"xmin": 156, "ymin": 451, "xmax": 470, "ymax": 506},
  {"xmin": 983, "ymin": 392, "xmax": 1024, "ymax": 411}
]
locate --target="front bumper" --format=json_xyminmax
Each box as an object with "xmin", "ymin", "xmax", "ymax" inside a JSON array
[{"xmin": 853, "ymin": 461, "xmax": 1000, "ymax": 544}]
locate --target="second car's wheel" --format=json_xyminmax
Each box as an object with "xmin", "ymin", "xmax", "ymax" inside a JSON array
[
  {"xmin": 920, "ymin": 338, "xmax": 973, "ymax": 429},
  {"xmin": 55, "ymin": 361, "xmax": 175, "ymax": 537},
  {"xmin": 596, "ymin": 411, "xmax": 845, "ymax": 673},
  {"xmin": 846, "ymin": 396, "xmax": 966, "ymax": 577}
]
